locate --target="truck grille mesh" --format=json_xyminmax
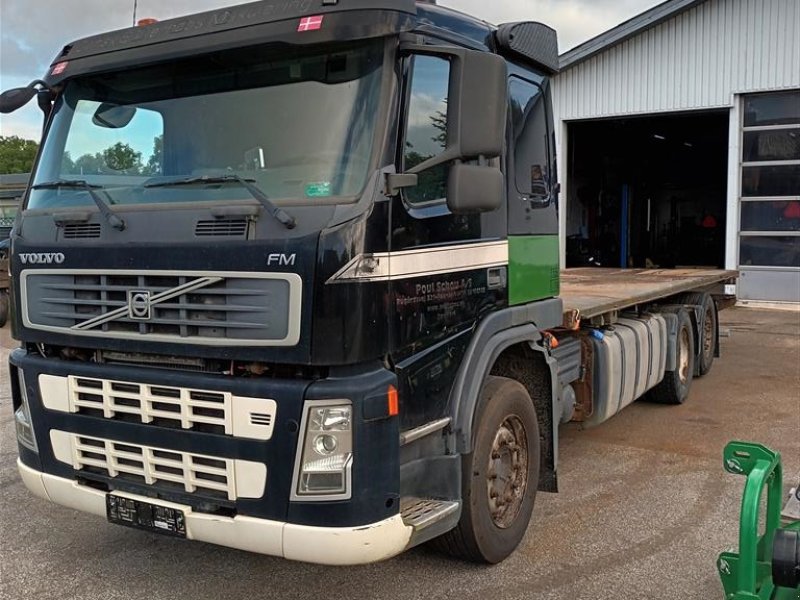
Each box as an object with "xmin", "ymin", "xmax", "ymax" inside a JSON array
[
  {"xmin": 73, "ymin": 434, "xmax": 236, "ymax": 499},
  {"xmin": 194, "ymin": 218, "xmax": 248, "ymax": 237},
  {"xmin": 22, "ymin": 270, "xmax": 299, "ymax": 345},
  {"xmin": 71, "ymin": 375, "xmax": 230, "ymax": 434},
  {"xmin": 62, "ymin": 223, "xmax": 102, "ymax": 239}
]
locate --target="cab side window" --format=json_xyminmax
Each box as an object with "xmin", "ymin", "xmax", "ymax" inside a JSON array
[
  {"xmin": 509, "ymin": 76, "xmax": 550, "ymax": 204},
  {"xmin": 403, "ymin": 55, "xmax": 450, "ymax": 205}
]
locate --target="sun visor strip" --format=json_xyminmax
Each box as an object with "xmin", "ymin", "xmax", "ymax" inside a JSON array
[{"xmin": 45, "ymin": 6, "xmax": 415, "ymax": 85}]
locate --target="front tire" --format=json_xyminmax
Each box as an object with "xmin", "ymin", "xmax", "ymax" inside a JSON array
[{"xmin": 436, "ymin": 376, "xmax": 540, "ymax": 563}]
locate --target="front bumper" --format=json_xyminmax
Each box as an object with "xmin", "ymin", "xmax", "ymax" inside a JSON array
[{"xmin": 18, "ymin": 459, "xmax": 412, "ymax": 565}]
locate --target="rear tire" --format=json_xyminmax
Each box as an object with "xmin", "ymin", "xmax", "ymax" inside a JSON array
[
  {"xmin": 678, "ymin": 292, "xmax": 717, "ymax": 377},
  {"xmin": 435, "ymin": 376, "xmax": 540, "ymax": 563},
  {"xmin": 649, "ymin": 309, "xmax": 695, "ymax": 404}
]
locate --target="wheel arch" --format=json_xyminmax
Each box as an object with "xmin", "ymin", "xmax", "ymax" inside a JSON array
[{"xmin": 448, "ymin": 299, "xmax": 562, "ymax": 492}]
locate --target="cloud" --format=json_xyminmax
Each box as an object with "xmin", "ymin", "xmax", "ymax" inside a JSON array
[
  {"xmin": 0, "ymin": 0, "xmax": 660, "ymax": 142},
  {"xmin": 438, "ymin": 0, "xmax": 662, "ymax": 51}
]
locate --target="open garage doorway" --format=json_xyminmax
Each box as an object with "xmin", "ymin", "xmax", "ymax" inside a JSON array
[{"xmin": 565, "ymin": 111, "xmax": 729, "ymax": 269}]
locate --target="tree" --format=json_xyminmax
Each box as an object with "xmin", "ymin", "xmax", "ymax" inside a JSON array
[
  {"xmin": 144, "ymin": 135, "xmax": 163, "ymax": 175},
  {"xmin": 61, "ymin": 151, "xmax": 76, "ymax": 173},
  {"xmin": 0, "ymin": 136, "xmax": 39, "ymax": 174},
  {"xmin": 102, "ymin": 142, "xmax": 142, "ymax": 172},
  {"xmin": 73, "ymin": 152, "xmax": 106, "ymax": 175},
  {"xmin": 430, "ymin": 109, "xmax": 447, "ymax": 150}
]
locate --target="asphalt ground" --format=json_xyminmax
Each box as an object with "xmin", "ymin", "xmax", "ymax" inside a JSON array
[{"xmin": 1, "ymin": 307, "xmax": 798, "ymax": 600}]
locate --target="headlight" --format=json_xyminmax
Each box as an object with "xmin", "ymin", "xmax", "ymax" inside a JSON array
[
  {"xmin": 292, "ymin": 400, "xmax": 352, "ymax": 500},
  {"xmin": 14, "ymin": 369, "xmax": 38, "ymax": 452}
]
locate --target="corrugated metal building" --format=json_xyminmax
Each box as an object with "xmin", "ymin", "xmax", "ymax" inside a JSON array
[{"xmin": 552, "ymin": 0, "xmax": 800, "ymax": 302}]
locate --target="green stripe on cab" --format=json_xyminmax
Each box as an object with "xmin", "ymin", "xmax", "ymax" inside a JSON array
[{"xmin": 508, "ymin": 235, "xmax": 560, "ymax": 305}]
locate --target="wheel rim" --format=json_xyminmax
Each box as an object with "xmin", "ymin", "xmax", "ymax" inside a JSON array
[
  {"xmin": 702, "ymin": 310, "xmax": 713, "ymax": 359},
  {"xmin": 486, "ymin": 414, "xmax": 528, "ymax": 529},
  {"xmin": 678, "ymin": 326, "xmax": 691, "ymax": 383}
]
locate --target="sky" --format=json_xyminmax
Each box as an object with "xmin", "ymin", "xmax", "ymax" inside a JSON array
[{"xmin": 0, "ymin": 0, "xmax": 662, "ymax": 141}]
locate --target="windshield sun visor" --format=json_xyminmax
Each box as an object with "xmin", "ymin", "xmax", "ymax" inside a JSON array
[{"xmin": 44, "ymin": 1, "xmax": 416, "ymax": 86}]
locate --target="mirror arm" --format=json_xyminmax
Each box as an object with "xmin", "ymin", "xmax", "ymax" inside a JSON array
[
  {"xmin": 37, "ymin": 89, "xmax": 54, "ymax": 126},
  {"xmin": 406, "ymin": 147, "xmax": 460, "ymax": 175},
  {"xmin": 385, "ymin": 173, "xmax": 419, "ymax": 196}
]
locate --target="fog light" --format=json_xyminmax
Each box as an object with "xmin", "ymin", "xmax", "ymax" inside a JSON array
[
  {"xmin": 292, "ymin": 401, "xmax": 352, "ymax": 500},
  {"xmin": 14, "ymin": 369, "xmax": 38, "ymax": 452}
]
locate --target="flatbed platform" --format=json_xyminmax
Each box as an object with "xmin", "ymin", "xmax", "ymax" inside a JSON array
[{"xmin": 560, "ymin": 268, "xmax": 738, "ymax": 320}]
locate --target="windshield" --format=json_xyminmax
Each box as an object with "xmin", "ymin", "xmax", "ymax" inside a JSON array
[{"xmin": 29, "ymin": 40, "xmax": 385, "ymax": 210}]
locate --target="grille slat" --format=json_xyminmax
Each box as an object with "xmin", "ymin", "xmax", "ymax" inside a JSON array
[{"xmin": 41, "ymin": 312, "xmax": 268, "ymax": 329}]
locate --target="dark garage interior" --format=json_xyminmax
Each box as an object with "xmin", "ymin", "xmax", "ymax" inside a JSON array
[{"xmin": 566, "ymin": 111, "xmax": 729, "ymax": 269}]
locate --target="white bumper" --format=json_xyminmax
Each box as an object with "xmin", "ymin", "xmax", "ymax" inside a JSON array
[{"xmin": 18, "ymin": 459, "xmax": 412, "ymax": 565}]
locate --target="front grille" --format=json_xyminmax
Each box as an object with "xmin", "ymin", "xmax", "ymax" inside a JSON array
[
  {"xmin": 75, "ymin": 434, "xmax": 234, "ymax": 499},
  {"xmin": 62, "ymin": 223, "xmax": 101, "ymax": 239},
  {"xmin": 71, "ymin": 376, "xmax": 229, "ymax": 434},
  {"xmin": 23, "ymin": 270, "xmax": 300, "ymax": 346},
  {"xmin": 50, "ymin": 430, "xmax": 268, "ymax": 501},
  {"xmin": 40, "ymin": 373, "xmax": 277, "ymax": 441}
]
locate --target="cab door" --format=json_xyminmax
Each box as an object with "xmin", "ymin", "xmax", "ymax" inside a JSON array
[{"xmin": 389, "ymin": 52, "xmax": 507, "ymax": 427}]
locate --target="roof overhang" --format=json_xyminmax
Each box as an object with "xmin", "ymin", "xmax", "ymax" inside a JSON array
[{"xmin": 44, "ymin": 0, "xmax": 416, "ymax": 85}]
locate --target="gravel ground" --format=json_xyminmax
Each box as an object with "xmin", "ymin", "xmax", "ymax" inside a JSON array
[{"xmin": 1, "ymin": 306, "xmax": 798, "ymax": 600}]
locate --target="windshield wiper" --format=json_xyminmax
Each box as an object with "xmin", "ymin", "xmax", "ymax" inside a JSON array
[
  {"xmin": 145, "ymin": 175, "xmax": 296, "ymax": 229},
  {"xmin": 31, "ymin": 180, "xmax": 126, "ymax": 231}
]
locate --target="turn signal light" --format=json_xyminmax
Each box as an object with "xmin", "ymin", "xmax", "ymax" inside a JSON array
[{"xmin": 388, "ymin": 385, "xmax": 399, "ymax": 417}]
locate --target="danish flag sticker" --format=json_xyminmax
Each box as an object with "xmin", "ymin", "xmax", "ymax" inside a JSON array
[
  {"xmin": 298, "ymin": 15, "xmax": 324, "ymax": 32},
  {"xmin": 51, "ymin": 61, "xmax": 69, "ymax": 75}
]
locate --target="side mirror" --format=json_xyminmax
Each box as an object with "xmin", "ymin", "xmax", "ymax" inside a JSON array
[
  {"xmin": 447, "ymin": 163, "xmax": 503, "ymax": 214},
  {"xmin": 450, "ymin": 50, "xmax": 508, "ymax": 160},
  {"xmin": 397, "ymin": 45, "xmax": 508, "ymax": 213},
  {"xmin": 0, "ymin": 86, "xmax": 38, "ymax": 114},
  {"xmin": 93, "ymin": 103, "xmax": 137, "ymax": 128},
  {"xmin": 402, "ymin": 46, "xmax": 508, "ymax": 172}
]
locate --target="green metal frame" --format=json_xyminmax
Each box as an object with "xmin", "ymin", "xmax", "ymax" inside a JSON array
[{"xmin": 717, "ymin": 441, "xmax": 799, "ymax": 600}]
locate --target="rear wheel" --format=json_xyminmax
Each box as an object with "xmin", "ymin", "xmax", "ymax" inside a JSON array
[
  {"xmin": 649, "ymin": 309, "xmax": 695, "ymax": 404},
  {"xmin": 435, "ymin": 376, "xmax": 540, "ymax": 563},
  {"xmin": 679, "ymin": 292, "xmax": 717, "ymax": 377}
]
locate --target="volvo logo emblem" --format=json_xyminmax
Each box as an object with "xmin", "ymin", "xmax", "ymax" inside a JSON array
[
  {"xmin": 128, "ymin": 290, "xmax": 152, "ymax": 320},
  {"xmin": 19, "ymin": 253, "xmax": 65, "ymax": 265}
]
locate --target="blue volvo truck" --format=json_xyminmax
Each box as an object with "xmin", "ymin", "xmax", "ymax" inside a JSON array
[{"xmin": 1, "ymin": 0, "xmax": 736, "ymax": 564}]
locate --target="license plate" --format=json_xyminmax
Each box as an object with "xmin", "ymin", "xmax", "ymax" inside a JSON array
[{"xmin": 106, "ymin": 494, "xmax": 186, "ymax": 538}]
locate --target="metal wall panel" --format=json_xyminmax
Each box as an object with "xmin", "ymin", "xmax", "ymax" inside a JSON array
[{"xmin": 553, "ymin": 0, "xmax": 800, "ymax": 121}]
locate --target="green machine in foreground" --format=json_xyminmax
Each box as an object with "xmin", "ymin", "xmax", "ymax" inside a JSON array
[{"xmin": 718, "ymin": 442, "xmax": 800, "ymax": 600}]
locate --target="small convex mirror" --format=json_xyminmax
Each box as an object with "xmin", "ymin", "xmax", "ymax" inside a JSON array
[{"xmin": 92, "ymin": 103, "xmax": 138, "ymax": 129}]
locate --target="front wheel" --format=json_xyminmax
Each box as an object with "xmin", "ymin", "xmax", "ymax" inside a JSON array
[{"xmin": 435, "ymin": 376, "xmax": 540, "ymax": 563}]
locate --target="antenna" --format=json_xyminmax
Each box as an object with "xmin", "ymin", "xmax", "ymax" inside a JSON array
[{"xmin": 132, "ymin": 0, "xmax": 138, "ymax": 26}]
